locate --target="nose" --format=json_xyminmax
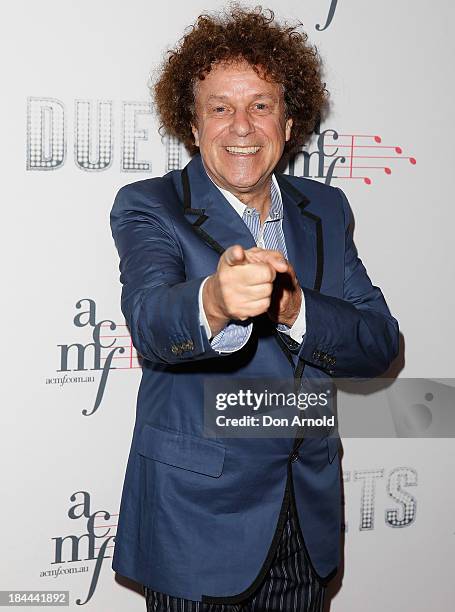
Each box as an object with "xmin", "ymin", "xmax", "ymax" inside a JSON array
[{"xmin": 230, "ymin": 108, "xmax": 254, "ymax": 137}]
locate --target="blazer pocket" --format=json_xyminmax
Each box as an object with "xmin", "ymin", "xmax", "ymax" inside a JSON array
[
  {"xmin": 326, "ymin": 436, "xmax": 340, "ymax": 463},
  {"xmin": 137, "ymin": 423, "xmax": 226, "ymax": 478}
]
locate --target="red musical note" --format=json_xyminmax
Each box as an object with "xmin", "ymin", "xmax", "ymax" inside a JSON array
[
  {"xmin": 100, "ymin": 323, "xmax": 142, "ymax": 369},
  {"xmin": 324, "ymin": 133, "xmax": 416, "ymax": 185}
]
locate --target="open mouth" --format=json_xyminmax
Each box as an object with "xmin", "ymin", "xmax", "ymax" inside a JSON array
[{"xmin": 224, "ymin": 146, "xmax": 261, "ymax": 155}]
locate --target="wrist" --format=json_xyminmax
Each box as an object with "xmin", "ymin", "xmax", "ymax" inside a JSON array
[
  {"xmin": 203, "ymin": 274, "xmax": 230, "ymax": 336},
  {"xmin": 279, "ymin": 289, "xmax": 302, "ymax": 327}
]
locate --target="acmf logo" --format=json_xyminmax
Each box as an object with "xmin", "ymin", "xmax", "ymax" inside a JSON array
[
  {"xmin": 53, "ymin": 298, "xmax": 140, "ymax": 416},
  {"xmin": 41, "ymin": 491, "xmax": 117, "ymax": 605}
]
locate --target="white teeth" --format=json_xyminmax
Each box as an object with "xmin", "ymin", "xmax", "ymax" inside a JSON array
[{"xmin": 225, "ymin": 146, "xmax": 260, "ymax": 154}]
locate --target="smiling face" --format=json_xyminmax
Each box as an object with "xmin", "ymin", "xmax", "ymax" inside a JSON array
[{"xmin": 191, "ymin": 60, "xmax": 292, "ymax": 201}]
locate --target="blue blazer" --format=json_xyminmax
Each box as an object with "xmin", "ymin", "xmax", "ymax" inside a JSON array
[{"xmin": 110, "ymin": 152, "xmax": 399, "ymax": 603}]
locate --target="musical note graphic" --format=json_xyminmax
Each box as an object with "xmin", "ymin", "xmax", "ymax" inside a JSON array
[
  {"xmin": 324, "ymin": 133, "xmax": 416, "ymax": 185},
  {"xmin": 93, "ymin": 512, "xmax": 118, "ymax": 550},
  {"xmin": 99, "ymin": 323, "xmax": 142, "ymax": 370}
]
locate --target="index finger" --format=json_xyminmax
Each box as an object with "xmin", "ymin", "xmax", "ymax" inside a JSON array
[{"xmin": 244, "ymin": 247, "xmax": 289, "ymax": 272}]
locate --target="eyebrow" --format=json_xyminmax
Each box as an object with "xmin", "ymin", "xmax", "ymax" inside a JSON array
[{"xmin": 206, "ymin": 93, "xmax": 279, "ymax": 102}]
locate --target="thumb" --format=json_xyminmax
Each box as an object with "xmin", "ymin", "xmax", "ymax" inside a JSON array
[{"xmin": 223, "ymin": 244, "xmax": 246, "ymax": 266}]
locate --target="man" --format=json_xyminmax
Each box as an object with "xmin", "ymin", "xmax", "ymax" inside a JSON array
[{"xmin": 110, "ymin": 6, "xmax": 399, "ymax": 611}]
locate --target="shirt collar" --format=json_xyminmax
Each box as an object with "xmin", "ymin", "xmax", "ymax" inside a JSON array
[{"xmin": 203, "ymin": 163, "xmax": 284, "ymax": 221}]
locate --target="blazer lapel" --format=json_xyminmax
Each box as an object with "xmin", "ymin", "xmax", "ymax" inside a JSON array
[
  {"xmin": 178, "ymin": 153, "xmax": 257, "ymax": 254},
  {"xmin": 275, "ymin": 173, "xmax": 323, "ymax": 293}
]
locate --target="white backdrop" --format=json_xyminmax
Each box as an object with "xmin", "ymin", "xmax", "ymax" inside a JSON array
[{"xmin": 1, "ymin": 1, "xmax": 454, "ymax": 610}]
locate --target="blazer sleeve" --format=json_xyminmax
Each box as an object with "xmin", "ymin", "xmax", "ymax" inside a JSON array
[
  {"xmin": 110, "ymin": 182, "xmax": 230, "ymax": 364},
  {"xmin": 297, "ymin": 187, "xmax": 400, "ymax": 377}
]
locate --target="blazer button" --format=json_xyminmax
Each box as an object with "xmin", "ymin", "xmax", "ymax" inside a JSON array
[{"xmin": 289, "ymin": 450, "xmax": 299, "ymax": 463}]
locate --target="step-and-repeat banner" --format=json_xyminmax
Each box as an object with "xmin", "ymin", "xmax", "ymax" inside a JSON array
[{"xmin": 2, "ymin": 1, "xmax": 453, "ymax": 610}]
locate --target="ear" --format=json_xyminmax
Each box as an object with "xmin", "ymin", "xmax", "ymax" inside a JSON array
[
  {"xmin": 285, "ymin": 117, "xmax": 293, "ymax": 142},
  {"xmin": 191, "ymin": 123, "xmax": 200, "ymax": 147}
]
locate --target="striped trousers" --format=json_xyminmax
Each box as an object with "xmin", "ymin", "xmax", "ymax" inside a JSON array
[{"xmin": 143, "ymin": 504, "xmax": 326, "ymax": 612}]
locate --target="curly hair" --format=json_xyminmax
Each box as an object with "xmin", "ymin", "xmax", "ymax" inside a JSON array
[{"xmin": 152, "ymin": 4, "xmax": 328, "ymax": 156}]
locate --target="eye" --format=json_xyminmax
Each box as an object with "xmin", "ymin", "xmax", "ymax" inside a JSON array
[
  {"xmin": 254, "ymin": 103, "xmax": 267, "ymax": 110},
  {"xmin": 214, "ymin": 106, "xmax": 226, "ymax": 113}
]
